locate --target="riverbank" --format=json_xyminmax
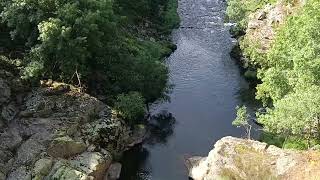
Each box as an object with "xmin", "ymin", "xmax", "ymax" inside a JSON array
[{"xmin": 226, "ymin": 0, "xmax": 320, "ymax": 149}]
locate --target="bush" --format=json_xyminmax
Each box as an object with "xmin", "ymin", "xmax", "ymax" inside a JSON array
[
  {"xmin": 115, "ymin": 92, "xmax": 146, "ymax": 124},
  {"xmin": 226, "ymin": 0, "xmax": 276, "ymax": 34}
]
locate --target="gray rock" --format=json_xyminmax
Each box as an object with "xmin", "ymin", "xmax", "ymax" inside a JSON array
[
  {"xmin": 1, "ymin": 103, "xmax": 18, "ymax": 122},
  {"xmin": 70, "ymin": 151, "xmax": 112, "ymax": 179},
  {"xmin": 32, "ymin": 158, "xmax": 53, "ymax": 179},
  {"xmin": 47, "ymin": 136, "xmax": 86, "ymax": 158},
  {"xmin": 47, "ymin": 161, "xmax": 93, "ymax": 180},
  {"xmin": 105, "ymin": 163, "xmax": 122, "ymax": 180},
  {"xmin": 0, "ymin": 79, "xmax": 11, "ymax": 105},
  {"xmin": 7, "ymin": 166, "xmax": 31, "ymax": 180},
  {"xmin": 0, "ymin": 172, "xmax": 5, "ymax": 180},
  {"xmin": 15, "ymin": 137, "xmax": 46, "ymax": 166},
  {"xmin": 257, "ymin": 11, "xmax": 267, "ymax": 20},
  {"xmin": 0, "ymin": 119, "xmax": 4, "ymax": 128},
  {"xmin": 0, "ymin": 149, "xmax": 13, "ymax": 164},
  {"xmin": 0, "ymin": 128, "xmax": 23, "ymax": 151}
]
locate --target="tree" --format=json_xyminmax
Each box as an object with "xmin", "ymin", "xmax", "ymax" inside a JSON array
[
  {"xmin": 233, "ymin": 106, "xmax": 252, "ymax": 139},
  {"xmin": 1, "ymin": 0, "xmax": 174, "ymax": 105},
  {"xmin": 258, "ymin": 86, "xmax": 320, "ymax": 144}
]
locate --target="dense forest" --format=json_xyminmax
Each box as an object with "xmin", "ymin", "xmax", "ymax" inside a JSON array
[
  {"xmin": 227, "ymin": 0, "xmax": 320, "ymax": 149},
  {"xmin": 0, "ymin": 0, "xmax": 179, "ymax": 123}
]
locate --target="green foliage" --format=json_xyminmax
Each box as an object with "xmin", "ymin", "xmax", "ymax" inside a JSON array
[
  {"xmin": 257, "ymin": 0, "xmax": 320, "ymax": 103},
  {"xmin": 162, "ymin": 0, "xmax": 180, "ymax": 32},
  {"xmin": 259, "ymin": 132, "xmax": 285, "ymax": 148},
  {"xmin": 226, "ymin": 0, "xmax": 277, "ymax": 35},
  {"xmin": 233, "ymin": 106, "xmax": 252, "ymax": 139},
  {"xmin": 115, "ymin": 92, "xmax": 145, "ymax": 123},
  {"xmin": 260, "ymin": 132, "xmax": 319, "ymax": 150},
  {"xmin": 230, "ymin": 0, "xmax": 320, "ymax": 147},
  {"xmin": 0, "ymin": 0, "xmax": 179, "ymax": 107},
  {"xmin": 115, "ymin": 0, "xmax": 179, "ymax": 34},
  {"xmin": 254, "ymin": 0, "xmax": 320, "ymax": 142},
  {"xmin": 259, "ymin": 86, "xmax": 320, "ymax": 139}
]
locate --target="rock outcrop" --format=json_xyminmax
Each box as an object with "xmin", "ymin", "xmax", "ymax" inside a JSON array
[
  {"xmin": 242, "ymin": 0, "xmax": 305, "ymax": 55},
  {"xmin": 186, "ymin": 136, "xmax": 320, "ymax": 180},
  {"xmin": 0, "ymin": 59, "xmax": 135, "ymax": 179}
]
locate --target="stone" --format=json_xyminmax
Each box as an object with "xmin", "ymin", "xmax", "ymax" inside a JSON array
[
  {"xmin": 0, "ymin": 79, "xmax": 11, "ymax": 105},
  {"xmin": 0, "ymin": 172, "xmax": 5, "ymax": 180},
  {"xmin": 32, "ymin": 158, "xmax": 53, "ymax": 179},
  {"xmin": 47, "ymin": 136, "xmax": 86, "ymax": 158},
  {"xmin": 257, "ymin": 11, "xmax": 267, "ymax": 20},
  {"xmin": 105, "ymin": 163, "xmax": 122, "ymax": 180},
  {"xmin": 0, "ymin": 119, "xmax": 4, "ymax": 128},
  {"xmin": 15, "ymin": 137, "xmax": 45, "ymax": 166},
  {"xmin": 0, "ymin": 149, "xmax": 13, "ymax": 164},
  {"xmin": 70, "ymin": 152, "xmax": 112, "ymax": 179},
  {"xmin": 47, "ymin": 161, "xmax": 93, "ymax": 180},
  {"xmin": 1, "ymin": 103, "xmax": 18, "ymax": 122},
  {"xmin": 7, "ymin": 166, "xmax": 31, "ymax": 180},
  {"xmin": 127, "ymin": 124, "xmax": 146, "ymax": 148},
  {"xmin": 0, "ymin": 128, "xmax": 23, "ymax": 151},
  {"xmin": 187, "ymin": 136, "xmax": 320, "ymax": 180}
]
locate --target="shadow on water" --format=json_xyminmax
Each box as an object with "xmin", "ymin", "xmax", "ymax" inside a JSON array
[
  {"xmin": 120, "ymin": 111, "xmax": 176, "ymax": 180},
  {"xmin": 145, "ymin": 111, "xmax": 176, "ymax": 146}
]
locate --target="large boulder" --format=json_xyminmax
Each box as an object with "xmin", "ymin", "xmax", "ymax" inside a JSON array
[
  {"xmin": 105, "ymin": 163, "xmax": 122, "ymax": 180},
  {"xmin": 47, "ymin": 161, "xmax": 93, "ymax": 180},
  {"xmin": 0, "ymin": 128, "xmax": 23, "ymax": 151},
  {"xmin": 186, "ymin": 136, "xmax": 320, "ymax": 180},
  {"xmin": 32, "ymin": 158, "xmax": 53, "ymax": 180},
  {"xmin": 15, "ymin": 135, "xmax": 46, "ymax": 166},
  {"xmin": 1, "ymin": 103, "xmax": 18, "ymax": 123},
  {"xmin": 70, "ymin": 152, "xmax": 112, "ymax": 179},
  {"xmin": 0, "ymin": 172, "xmax": 5, "ymax": 180},
  {"xmin": 47, "ymin": 136, "xmax": 86, "ymax": 158}
]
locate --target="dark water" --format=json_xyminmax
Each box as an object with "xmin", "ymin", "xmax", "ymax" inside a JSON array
[{"xmin": 120, "ymin": 0, "xmax": 259, "ymax": 179}]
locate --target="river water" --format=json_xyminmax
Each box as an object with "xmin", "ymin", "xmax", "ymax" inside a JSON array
[{"xmin": 120, "ymin": 0, "xmax": 258, "ymax": 179}]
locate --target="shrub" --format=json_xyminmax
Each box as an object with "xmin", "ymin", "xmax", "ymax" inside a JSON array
[{"xmin": 115, "ymin": 92, "xmax": 145, "ymax": 124}]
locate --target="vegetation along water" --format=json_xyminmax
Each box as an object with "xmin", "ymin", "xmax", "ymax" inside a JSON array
[{"xmin": 1, "ymin": 0, "xmax": 320, "ymax": 179}]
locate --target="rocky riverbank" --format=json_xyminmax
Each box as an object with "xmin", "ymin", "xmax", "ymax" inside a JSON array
[
  {"xmin": 0, "ymin": 63, "xmax": 144, "ymax": 180},
  {"xmin": 186, "ymin": 136, "xmax": 320, "ymax": 180}
]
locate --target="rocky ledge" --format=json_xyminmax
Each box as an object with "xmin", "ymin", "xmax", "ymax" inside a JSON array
[
  {"xmin": 186, "ymin": 136, "xmax": 320, "ymax": 180},
  {"xmin": 0, "ymin": 62, "xmax": 144, "ymax": 180}
]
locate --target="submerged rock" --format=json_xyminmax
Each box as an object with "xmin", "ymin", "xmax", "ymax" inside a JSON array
[{"xmin": 186, "ymin": 136, "xmax": 320, "ymax": 180}]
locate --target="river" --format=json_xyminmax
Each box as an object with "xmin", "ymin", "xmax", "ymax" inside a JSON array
[{"xmin": 120, "ymin": 0, "xmax": 258, "ymax": 179}]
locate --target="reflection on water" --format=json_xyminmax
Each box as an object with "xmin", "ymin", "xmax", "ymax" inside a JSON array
[
  {"xmin": 120, "ymin": 111, "xmax": 176, "ymax": 180},
  {"xmin": 120, "ymin": 145, "xmax": 150, "ymax": 180},
  {"xmin": 145, "ymin": 111, "xmax": 176, "ymax": 145}
]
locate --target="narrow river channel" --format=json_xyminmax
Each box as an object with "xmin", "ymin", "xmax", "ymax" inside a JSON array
[{"xmin": 120, "ymin": 0, "xmax": 258, "ymax": 179}]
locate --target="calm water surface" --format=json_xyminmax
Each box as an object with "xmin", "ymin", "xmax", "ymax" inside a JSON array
[{"xmin": 120, "ymin": 0, "xmax": 258, "ymax": 179}]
